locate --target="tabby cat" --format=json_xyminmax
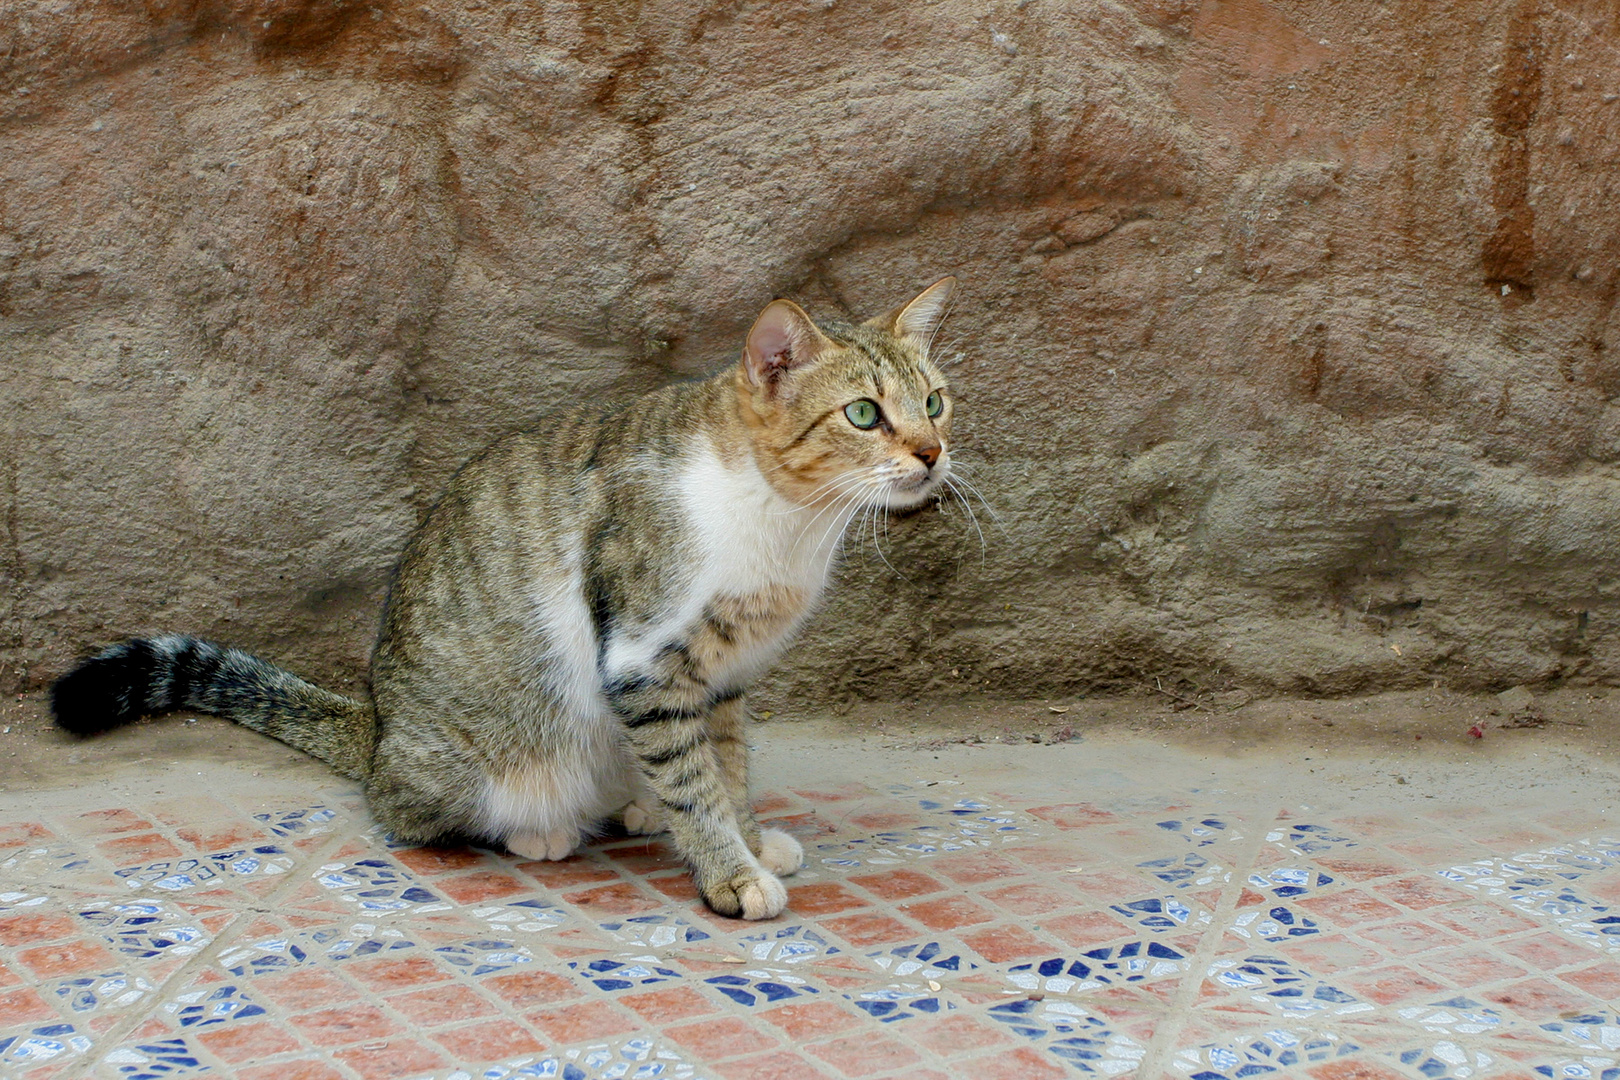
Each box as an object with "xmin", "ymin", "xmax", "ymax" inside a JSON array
[{"xmin": 51, "ymin": 278, "xmax": 959, "ymax": 920}]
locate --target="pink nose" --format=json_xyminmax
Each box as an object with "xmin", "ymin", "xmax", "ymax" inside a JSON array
[{"xmin": 914, "ymin": 445, "xmax": 941, "ymax": 469}]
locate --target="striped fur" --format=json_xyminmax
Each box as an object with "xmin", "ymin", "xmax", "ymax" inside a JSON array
[{"xmin": 51, "ymin": 278, "xmax": 960, "ymax": 919}]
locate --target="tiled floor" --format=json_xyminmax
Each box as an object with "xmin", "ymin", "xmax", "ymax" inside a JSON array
[{"xmin": 2, "ymin": 717, "xmax": 1619, "ymax": 1080}]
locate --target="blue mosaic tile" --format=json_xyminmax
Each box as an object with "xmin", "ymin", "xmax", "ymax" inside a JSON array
[
  {"xmin": 741, "ymin": 924, "xmax": 839, "ymax": 964},
  {"xmin": 1534, "ymin": 1063, "xmax": 1620, "ymax": 1080},
  {"xmin": 78, "ymin": 899, "xmax": 210, "ymax": 958},
  {"xmin": 1171, "ymin": 1029, "xmax": 1360, "ymax": 1078},
  {"xmin": 1440, "ymin": 862, "xmax": 1620, "ymax": 952},
  {"xmin": 471, "ymin": 898, "xmax": 568, "ymax": 935},
  {"xmin": 218, "ymin": 922, "xmax": 418, "ymax": 975},
  {"xmin": 1140, "ymin": 851, "xmax": 1230, "ymax": 889},
  {"xmin": 847, "ymin": 985, "xmax": 950, "ymax": 1022},
  {"xmin": 462, "ymin": 1037, "xmax": 701, "ymax": 1078},
  {"xmin": 571, "ymin": 958, "xmax": 682, "ymax": 992},
  {"xmin": 866, "ymin": 941, "xmax": 970, "ymax": 978},
  {"xmin": 1509, "ymin": 839, "xmax": 1620, "ymax": 880},
  {"xmin": 1246, "ymin": 868, "xmax": 1335, "ymax": 899},
  {"xmin": 1396, "ymin": 996, "xmax": 1509, "ymax": 1036},
  {"xmin": 1157, "ymin": 817, "xmax": 1240, "ymax": 847},
  {"xmin": 115, "ymin": 845, "xmax": 296, "ymax": 891},
  {"xmin": 162, "ymin": 984, "xmax": 265, "ymax": 1027},
  {"xmin": 1008, "ymin": 941, "xmax": 1188, "ymax": 993},
  {"xmin": 1540, "ymin": 1010, "xmax": 1620, "ymax": 1054},
  {"xmin": 0, "ymin": 1023, "xmax": 93, "ymax": 1070},
  {"xmin": 51, "ymin": 971, "xmax": 156, "ymax": 1014},
  {"xmin": 1110, "ymin": 895, "xmax": 1212, "ymax": 932},
  {"xmin": 253, "ymin": 806, "xmax": 338, "ymax": 838},
  {"xmin": 599, "ymin": 915, "xmax": 712, "ymax": 950},
  {"xmin": 436, "ymin": 938, "xmax": 535, "ymax": 976},
  {"xmin": 985, "ymin": 998, "xmax": 1147, "ymax": 1075},
  {"xmin": 815, "ymin": 791, "xmax": 1039, "ymax": 869},
  {"xmin": 102, "ymin": 1037, "xmax": 207, "ymax": 1079},
  {"xmin": 0, "ymin": 890, "xmax": 53, "ymax": 913},
  {"xmin": 705, "ymin": 968, "xmax": 818, "ymax": 1007},
  {"xmin": 1207, "ymin": 955, "xmax": 1372, "ymax": 1017},
  {"xmin": 0, "ymin": 845, "xmax": 95, "ymax": 881},
  {"xmin": 314, "ymin": 857, "xmax": 450, "ymax": 913},
  {"xmin": 1393, "ymin": 1042, "xmax": 1499, "ymax": 1079},
  {"xmin": 1265, "ymin": 823, "xmax": 1359, "ymax": 855},
  {"xmin": 1230, "ymin": 905, "xmax": 1321, "ymax": 942}
]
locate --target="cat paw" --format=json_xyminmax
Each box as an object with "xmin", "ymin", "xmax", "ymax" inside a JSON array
[
  {"xmin": 506, "ymin": 828, "xmax": 579, "ymax": 861},
  {"xmin": 620, "ymin": 799, "xmax": 662, "ymax": 835},
  {"xmin": 701, "ymin": 867, "xmax": 788, "ymax": 920},
  {"xmin": 757, "ymin": 828, "xmax": 803, "ymax": 877}
]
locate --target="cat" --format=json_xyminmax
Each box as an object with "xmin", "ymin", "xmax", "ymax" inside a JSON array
[{"xmin": 49, "ymin": 277, "xmax": 959, "ymax": 920}]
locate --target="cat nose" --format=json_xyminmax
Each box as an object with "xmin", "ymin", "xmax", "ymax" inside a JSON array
[{"xmin": 914, "ymin": 445, "xmax": 941, "ymax": 469}]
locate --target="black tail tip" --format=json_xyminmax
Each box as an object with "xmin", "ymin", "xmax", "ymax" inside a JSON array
[{"xmin": 50, "ymin": 641, "xmax": 161, "ymax": 736}]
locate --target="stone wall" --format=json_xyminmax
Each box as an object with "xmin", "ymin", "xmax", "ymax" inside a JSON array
[{"xmin": 4, "ymin": 0, "xmax": 1619, "ymax": 703}]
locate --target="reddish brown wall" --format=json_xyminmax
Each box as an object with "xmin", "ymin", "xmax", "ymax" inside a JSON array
[{"xmin": 4, "ymin": 0, "xmax": 1620, "ymax": 702}]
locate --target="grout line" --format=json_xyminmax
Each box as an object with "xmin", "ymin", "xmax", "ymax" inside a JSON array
[{"xmin": 1134, "ymin": 805, "xmax": 1277, "ymax": 1079}]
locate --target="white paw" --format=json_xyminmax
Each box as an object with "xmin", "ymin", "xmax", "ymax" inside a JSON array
[
  {"xmin": 621, "ymin": 799, "xmax": 662, "ymax": 835},
  {"xmin": 507, "ymin": 828, "xmax": 579, "ymax": 861},
  {"xmin": 738, "ymin": 870, "xmax": 788, "ymax": 920},
  {"xmin": 757, "ymin": 828, "xmax": 803, "ymax": 877}
]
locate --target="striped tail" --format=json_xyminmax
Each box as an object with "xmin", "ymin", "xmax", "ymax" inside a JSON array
[{"xmin": 50, "ymin": 634, "xmax": 375, "ymax": 780}]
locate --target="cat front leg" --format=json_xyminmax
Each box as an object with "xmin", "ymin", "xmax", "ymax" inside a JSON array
[
  {"xmin": 709, "ymin": 693, "xmax": 801, "ymax": 877},
  {"xmin": 615, "ymin": 695, "xmax": 786, "ymax": 919}
]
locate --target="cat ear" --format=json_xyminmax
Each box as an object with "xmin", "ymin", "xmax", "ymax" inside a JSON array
[
  {"xmin": 872, "ymin": 276, "xmax": 958, "ymax": 351},
  {"xmin": 743, "ymin": 299, "xmax": 832, "ymax": 388}
]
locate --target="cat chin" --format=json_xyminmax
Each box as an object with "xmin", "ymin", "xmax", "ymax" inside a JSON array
[{"xmin": 882, "ymin": 479, "xmax": 944, "ymax": 512}]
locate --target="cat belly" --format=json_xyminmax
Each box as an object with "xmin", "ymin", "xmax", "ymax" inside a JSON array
[{"xmin": 475, "ymin": 735, "xmax": 631, "ymax": 842}]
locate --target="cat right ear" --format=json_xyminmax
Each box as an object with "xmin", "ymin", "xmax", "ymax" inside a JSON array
[{"xmin": 743, "ymin": 299, "xmax": 831, "ymax": 389}]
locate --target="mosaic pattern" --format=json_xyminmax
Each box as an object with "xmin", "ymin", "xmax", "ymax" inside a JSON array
[
  {"xmin": 1207, "ymin": 956, "xmax": 1373, "ymax": 1017},
  {"xmin": 1245, "ymin": 868, "xmax": 1335, "ymax": 899},
  {"xmin": 1229, "ymin": 905, "xmax": 1321, "ymax": 942},
  {"xmin": 1008, "ymin": 941, "xmax": 1188, "ymax": 993},
  {"xmin": 1393, "ymin": 1041, "xmax": 1499, "ymax": 1079},
  {"xmin": 103, "ymin": 1037, "xmax": 207, "ymax": 1079},
  {"xmin": 435, "ymin": 938, "xmax": 536, "ymax": 975},
  {"xmin": 1172, "ymin": 1029, "xmax": 1361, "ymax": 1078},
  {"xmin": 217, "ymin": 920, "xmax": 419, "ymax": 974},
  {"xmin": 1140, "ymin": 851, "xmax": 1230, "ymax": 889},
  {"xmin": 78, "ymin": 898, "xmax": 211, "ymax": 958},
  {"xmin": 706, "ymin": 968, "xmax": 818, "ymax": 1007},
  {"xmin": 51, "ymin": 971, "xmax": 157, "ymax": 1014},
  {"xmin": 314, "ymin": 857, "xmax": 451, "ymax": 912},
  {"xmin": 1541, "ymin": 1011, "xmax": 1620, "ymax": 1054},
  {"xmin": 599, "ymin": 915, "xmax": 712, "ymax": 949},
  {"xmin": 1265, "ymin": 824, "xmax": 1359, "ymax": 855},
  {"xmin": 572, "ymin": 957, "xmax": 684, "ymax": 992},
  {"xmin": 253, "ymin": 806, "xmax": 339, "ymax": 838},
  {"xmin": 162, "ymin": 984, "xmax": 265, "ymax": 1027},
  {"xmin": 987, "ymin": 998, "xmax": 1148, "ymax": 1075},
  {"xmin": 866, "ymin": 940, "xmax": 971, "ymax": 979},
  {"xmin": 1158, "ymin": 817, "xmax": 1241, "ymax": 846},
  {"xmin": 460, "ymin": 1038, "xmax": 701, "ymax": 1080},
  {"xmin": 474, "ymin": 898, "xmax": 569, "ymax": 934},
  {"xmin": 116, "ymin": 845, "xmax": 297, "ymax": 891},
  {"xmin": 1440, "ymin": 861, "xmax": 1620, "ymax": 952},
  {"xmin": 1397, "ymin": 997, "xmax": 1509, "ymax": 1036},
  {"xmin": 0, "ymin": 1023, "xmax": 93, "ymax": 1070},
  {"xmin": 741, "ymin": 923, "xmax": 839, "ymax": 964},
  {"xmin": 815, "ymin": 792, "xmax": 1040, "ymax": 868},
  {"xmin": 1111, "ymin": 894, "xmax": 1213, "ymax": 932}
]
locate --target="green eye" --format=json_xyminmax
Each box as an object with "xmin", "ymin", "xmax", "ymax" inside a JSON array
[
  {"xmin": 844, "ymin": 399, "xmax": 880, "ymax": 429},
  {"xmin": 926, "ymin": 391, "xmax": 944, "ymax": 418}
]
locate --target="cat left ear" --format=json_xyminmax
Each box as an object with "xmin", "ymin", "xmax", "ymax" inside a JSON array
[
  {"xmin": 872, "ymin": 276, "xmax": 958, "ymax": 351},
  {"xmin": 743, "ymin": 299, "xmax": 832, "ymax": 388}
]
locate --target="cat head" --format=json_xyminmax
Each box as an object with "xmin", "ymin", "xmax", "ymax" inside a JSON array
[{"xmin": 735, "ymin": 277, "xmax": 957, "ymax": 512}]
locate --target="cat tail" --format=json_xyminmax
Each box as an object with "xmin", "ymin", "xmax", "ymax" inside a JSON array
[{"xmin": 50, "ymin": 634, "xmax": 376, "ymax": 781}]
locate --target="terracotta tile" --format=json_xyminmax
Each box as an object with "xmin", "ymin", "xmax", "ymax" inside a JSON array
[
  {"xmin": 0, "ymin": 986, "xmax": 56, "ymax": 1026},
  {"xmin": 16, "ymin": 939, "xmax": 115, "ymax": 978},
  {"xmin": 236, "ymin": 1060, "xmax": 347, "ymax": 1080},
  {"xmin": 1277, "ymin": 933, "xmax": 1385, "ymax": 974},
  {"xmin": 981, "ymin": 881, "xmax": 1082, "ymax": 916},
  {"xmin": 878, "ymin": 1070, "xmax": 953, "ymax": 1080},
  {"xmin": 753, "ymin": 792, "xmax": 798, "ymax": 815},
  {"xmin": 344, "ymin": 954, "xmax": 453, "ymax": 992},
  {"xmin": 785, "ymin": 882, "xmax": 868, "ymax": 916},
  {"xmin": 175, "ymin": 823, "xmax": 269, "ymax": 851},
  {"xmin": 1314, "ymin": 854, "xmax": 1413, "ymax": 881},
  {"xmin": 649, "ymin": 873, "xmax": 701, "ymax": 901},
  {"xmin": 848, "ymin": 811, "xmax": 922, "ymax": 830},
  {"xmin": 1027, "ymin": 803, "xmax": 1119, "ymax": 829},
  {"xmin": 484, "ymin": 969, "xmax": 581, "ymax": 1009},
  {"xmin": 96, "ymin": 831, "xmax": 182, "ymax": 865},
  {"xmin": 1417, "ymin": 948, "xmax": 1530, "ymax": 987},
  {"xmin": 791, "ymin": 783, "xmax": 875, "ymax": 802},
  {"xmin": 821, "ymin": 913, "xmax": 918, "ymax": 946},
  {"xmin": 899, "ymin": 895, "xmax": 996, "ymax": 931},
  {"xmin": 0, "ymin": 912, "xmax": 79, "ymax": 946},
  {"xmin": 759, "ymin": 1000, "xmax": 863, "ymax": 1041},
  {"xmin": 0, "ymin": 821, "xmax": 52, "ymax": 846},
  {"xmin": 195, "ymin": 1019, "xmax": 303, "ymax": 1063},
  {"xmin": 807, "ymin": 1032, "xmax": 922, "ymax": 1077},
  {"xmin": 666, "ymin": 1016, "xmax": 779, "ymax": 1060},
  {"xmin": 391, "ymin": 846, "xmax": 488, "ymax": 876},
  {"xmin": 1307, "ymin": 1059, "xmax": 1414, "ymax": 1080},
  {"xmin": 1485, "ymin": 977, "xmax": 1602, "ymax": 1018},
  {"xmin": 1426, "ymin": 903, "xmax": 1541, "ymax": 940},
  {"xmin": 436, "ymin": 870, "xmax": 532, "ymax": 904},
  {"xmin": 715, "ymin": 1050, "xmax": 834, "ymax": 1080},
  {"xmin": 255, "ymin": 968, "xmax": 356, "ymax": 1012},
  {"xmin": 334, "ymin": 1038, "xmax": 450, "ymax": 1080},
  {"xmin": 848, "ymin": 868, "xmax": 947, "ymax": 900},
  {"xmin": 72, "ymin": 808, "xmax": 153, "ymax": 835},
  {"xmin": 514, "ymin": 858, "xmax": 622, "ymax": 888},
  {"xmin": 432, "ymin": 1018, "xmax": 546, "ymax": 1061},
  {"xmin": 289, "ymin": 1004, "xmax": 402, "ymax": 1047},
  {"xmin": 1044, "ymin": 909, "xmax": 1134, "ymax": 948},
  {"xmin": 1011, "ymin": 841, "xmax": 1096, "ymax": 873},
  {"xmin": 560, "ymin": 881, "xmax": 662, "ymax": 914},
  {"xmin": 526, "ymin": 999, "xmax": 640, "ymax": 1043},
  {"xmin": 926, "ymin": 850, "xmax": 1030, "ymax": 885},
  {"xmin": 601, "ymin": 840, "xmax": 683, "ymax": 873},
  {"xmin": 621, "ymin": 985, "xmax": 716, "ymax": 1024},
  {"xmin": 907, "ymin": 1013, "xmax": 1014, "ymax": 1056},
  {"xmin": 1353, "ymin": 919, "xmax": 1463, "ymax": 955},
  {"xmin": 1298, "ymin": 889, "xmax": 1402, "ymax": 926},
  {"xmin": 1563, "ymin": 962, "xmax": 1620, "ymax": 999},
  {"xmin": 959, "ymin": 924, "xmax": 1057, "ymax": 963},
  {"xmin": 960, "ymin": 1046, "xmax": 1066, "ymax": 1080},
  {"xmin": 1372, "ymin": 875, "xmax": 1473, "ymax": 910},
  {"xmin": 1342, "ymin": 965, "xmax": 1449, "ymax": 1006},
  {"xmin": 1497, "ymin": 931, "xmax": 1602, "ymax": 971},
  {"xmin": 386, "ymin": 982, "xmax": 498, "ymax": 1026}
]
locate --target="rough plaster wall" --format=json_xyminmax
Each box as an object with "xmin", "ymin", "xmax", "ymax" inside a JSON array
[{"xmin": 3, "ymin": 0, "xmax": 1619, "ymax": 704}]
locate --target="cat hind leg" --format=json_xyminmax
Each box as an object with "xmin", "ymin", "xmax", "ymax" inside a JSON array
[{"xmin": 506, "ymin": 827, "xmax": 581, "ymax": 862}]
